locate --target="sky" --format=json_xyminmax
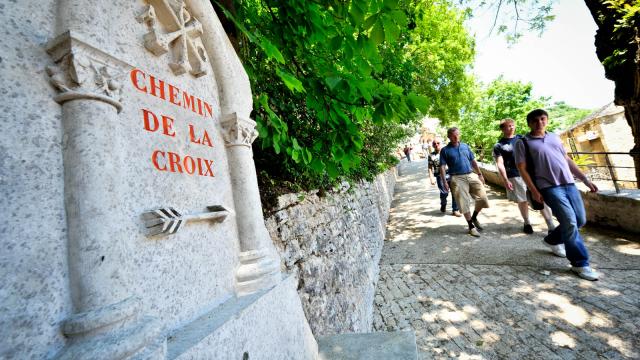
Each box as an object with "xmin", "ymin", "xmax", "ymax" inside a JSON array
[{"xmin": 466, "ymin": 0, "xmax": 615, "ymax": 109}]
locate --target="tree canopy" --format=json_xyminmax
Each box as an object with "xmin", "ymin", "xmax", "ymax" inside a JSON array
[
  {"xmin": 456, "ymin": 77, "xmax": 546, "ymax": 158},
  {"xmin": 455, "ymin": 77, "xmax": 593, "ymax": 160},
  {"xmin": 214, "ymin": 0, "xmax": 476, "ymax": 193}
]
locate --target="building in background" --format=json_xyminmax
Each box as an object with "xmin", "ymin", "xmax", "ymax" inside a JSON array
[{"xmin": 558, "ymin": 103, "xmax": 637, "ymax": 189}]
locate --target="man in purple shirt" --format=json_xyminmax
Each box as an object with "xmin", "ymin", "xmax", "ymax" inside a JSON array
[{"xmin": 514, "ymin": 109, "xmax": 600, "ymax": 281}]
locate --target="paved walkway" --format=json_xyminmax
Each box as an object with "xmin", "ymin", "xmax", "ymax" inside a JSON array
[{"xmin": 373, "ymin": 159, "xmax": 640, "ymax": 359}]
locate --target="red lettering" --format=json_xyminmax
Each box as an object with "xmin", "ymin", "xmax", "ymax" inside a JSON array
[
  {"xmin": 188, "ymin": 124, "xmax": 201, "ymax": 145},
  {"xmin": 168, "ymin": 152, "xmax": 183, "ymax": 173},
  {"xmin": 168, "ymin": 84, "xmax": 181, "ymax": 106},
  {"xmin": 201, "ymin": 129, "xmax": 213, "ymax": 147},
  {"xmin": 183, "ymin": 156, "xmax": 196, "ymax": 174},
  {"xmin": 197, "ymin": 158, "xmax": 204, "ymax": 176},
  {"xmin": 151, "ymin": 150, "xmax": 167, "ymax": 171},
  {"xmin": 152, "ymin": 151, "xmax": 214, "ymax": 177},
  {"xmin": 182, "ymin": 92, "xmax": 196, "ymax": 113},
  {"xmin": 204, "ymin": 102, "xmax": 213, "ymax": 118},
  {"xmin": 130, "ymin": 69, "xmax": 147, "ymax": 93},
  {"xmin": 188, "ymin": 125, "xmax": 214, "ymax": 147},
  {"xmin": 202, "ymin": 159, "xmax": 214, "ymax": 177},
  {"xmin": 149, "ymin": 76, "xmax": 166, "ymax": 100},
  {"xmin": 196, "ymin": 98, "xmax": 204, "ymax": 116},
  {"xmin": 142, "ymin": 109, "xmax": 159, "ymax": 132},
  {"xmin": 133, "ymin": 71, "xmax": 214, "ymax": 118},
  {"xmin": 161, "ymin": 115, "xmax": 176, "ymax": 137}
]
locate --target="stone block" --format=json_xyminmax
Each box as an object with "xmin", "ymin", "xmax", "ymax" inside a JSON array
[
  {"xmin": 170, "ymin": 275, "xmax": 317, "ymax": 359},
  {"xmin": 318, "ymin": 331, "xmax": 417, "ymax": 360}
]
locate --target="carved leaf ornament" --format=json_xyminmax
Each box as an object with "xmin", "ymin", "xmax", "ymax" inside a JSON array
[
  {"xmin": 46, "ymin": 50, "xmax": 124, "ymax": 112},
  {"xmin": 137, "ymin": 0, "xmax": 209, "ymax": 77}
]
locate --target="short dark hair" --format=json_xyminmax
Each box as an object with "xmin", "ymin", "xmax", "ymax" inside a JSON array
[
  {"xmin": 447, "ymin": 127, "xmax": 459, "ymax": 137},
  {"xmin": 526, "ymin": 109, "xmax": 548, "ymax": 124}
]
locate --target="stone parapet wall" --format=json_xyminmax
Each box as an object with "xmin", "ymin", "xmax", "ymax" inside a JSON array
[
  {"xmin": 478, "ymin": 163, "xmax": 640, "ymax": 234},
  {"xmin": 580, "ymin": 190, "xmax": 640, "ymax": 234},
  {"xmin": 478, "ymin": 162, "xmax": 503, "ymax": 188},
  {"xmin": 265, "ymin": 169, "xmax": 396, "ymax": 336}
]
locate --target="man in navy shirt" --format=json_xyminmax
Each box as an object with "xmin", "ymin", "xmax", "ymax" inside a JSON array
[
  {"xmin": 428, "ymin": 139, "xmax": 461, "ymax": 217},
  {"xmin": 440, "ymin": 127, "xmax": 490, "ymax": 237},
  {"xmin": 493, "ymin": 118, "xmax": 555, "ymax": 234},
  {"xmin": 515, "ymin": 109, "xmax": 599, "ymax": 281}
]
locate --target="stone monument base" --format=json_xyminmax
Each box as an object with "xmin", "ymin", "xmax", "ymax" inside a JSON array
[{"xmin": 167, "ymin": 274, "xmax": 318, "ymax": 359}]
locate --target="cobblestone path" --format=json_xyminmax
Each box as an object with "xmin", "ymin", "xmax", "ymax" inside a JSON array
[{"xmin": 373, "ymin": 159, "xmax": 640, "ymax": 359}]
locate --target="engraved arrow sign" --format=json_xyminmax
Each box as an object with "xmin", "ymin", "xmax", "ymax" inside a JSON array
[{"xmin": 142, "ymin": 205, "xmax": 232, "ymax": 236}]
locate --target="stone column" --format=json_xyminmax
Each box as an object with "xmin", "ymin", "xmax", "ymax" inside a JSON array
[
  {"xmin": 47, "ymin": 32, "xmax": 164, "ymax": 360},
  {"xmin": 221, "ymin": 113, "xmax": 281, "ymax": 296}
]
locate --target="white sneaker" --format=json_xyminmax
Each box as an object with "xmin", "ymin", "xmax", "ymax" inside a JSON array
[
  {"xmin": 542, "ymin": 238, "xmax": 566, "ymax": 257},
  {"xmin": 557, "ymin": 244, "xmax": 566, "ymax": 257},
  {"xmin": 571, "ymin": 266, "xmax": 599, "ymax": 281},
  {"xmin": 469, "ymin": 228, "xmax": 481, "ymax": 237}
]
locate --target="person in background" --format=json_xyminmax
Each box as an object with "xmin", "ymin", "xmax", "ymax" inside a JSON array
[
  {"xmin": 428, "ymin": 139, "xmax": 462, "ymax": 217},
  {"xmin": 493, "ymin": 118, "xmax": 556, "ymax": 234},
  {"xmin": 440, "ymin": 127, "xmax": 490, "ymax": 237},
  {"xmin": 515, "ymin": 109, "xmax": 600, "ymax": 281},
  {"xmin": 403, "ymin": 145, "xmax": 412, "ymax": 162}
]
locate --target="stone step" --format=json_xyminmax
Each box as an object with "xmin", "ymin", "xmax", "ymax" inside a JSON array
[{"xmin": 317, "ymin": 331, "xmax": 417, "ymax": 360}]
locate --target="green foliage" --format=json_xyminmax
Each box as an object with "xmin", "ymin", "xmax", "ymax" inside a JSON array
[
  {"xmin": 456, "ymin": 77, "xmax": 547, "ymax": 160},
  {"xmin": 454, "ymin": 79, "xmax": 593, "ymax": 161},
  {"xmin": 572, "ymin": 154, "xmax": 597, "ymax": 171},
  {"xmin": 217, "ymin": 0, "xmax": 475, "ymax": 191},
  {"xmin": 598, "ymin": 0, "xmax": 640, "ymax": 69},
  {"xmin": 546, "ymin": 101, "xmax": 594, "ymax": 131}
]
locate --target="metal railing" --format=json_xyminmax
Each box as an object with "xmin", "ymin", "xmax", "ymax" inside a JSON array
[
  {"xmin": 566, "ymin": 151, "xmax": 636, "ymax": 193},
  {"xmin": 476, "ymin": 149, "xmax": 637, "ymax": 194}
]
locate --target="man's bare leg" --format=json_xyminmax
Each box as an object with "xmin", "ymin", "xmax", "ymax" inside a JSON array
[{"xmin": 518, "ymin": 201, "xmax": 530, "ymax": 224}]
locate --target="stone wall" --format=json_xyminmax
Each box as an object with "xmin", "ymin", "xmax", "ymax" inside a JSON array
[
  {"xmin": 265, "ymin": 170, "xmax": 397, "ymax": 336},
  {"xmin": 580, "ymin": 190, "xmax": 640, "ymax": 234}
]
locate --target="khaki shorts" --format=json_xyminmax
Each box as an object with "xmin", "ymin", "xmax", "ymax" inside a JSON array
[
  {"xmin": 450, "ymin": 173, "xmax": 490, "ymax": 214},
  {"xmin": 507, "ymin": 176, "xmax": 528, "ymax": 203}
]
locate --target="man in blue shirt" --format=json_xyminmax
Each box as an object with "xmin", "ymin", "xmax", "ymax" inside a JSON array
[
  {"xmin": 440, "ymin": 127, "xmax": 490, "ymax": 237},
  {"xmin": 493, "ymin": 118, "xmax": 556, "ymax": 234},
  {"xmin": 515, "ymin": 109, "xmax": 599, "ymax": 281}
]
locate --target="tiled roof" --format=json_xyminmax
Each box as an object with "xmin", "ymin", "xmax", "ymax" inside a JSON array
[{"xmin": 559, "ymin": 102, "xmax": 625, "ymax": 134}]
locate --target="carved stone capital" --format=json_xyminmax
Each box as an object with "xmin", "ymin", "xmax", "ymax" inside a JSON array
[
  {"xmin": 221, "ymin": 113, "xmax": 259, "ymax": 147},
  {"xmin": 46, "ymin": 31, "xmax": 132, "ymax": 113}
]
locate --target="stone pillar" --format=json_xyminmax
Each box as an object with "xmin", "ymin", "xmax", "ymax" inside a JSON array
[
  {"xmin": 47, "ymin": 32, "xmax": 165, "ymax": 360},
  {"xmin": 221, "ymin": 113, "xmax": 281, "ymax": 296}
]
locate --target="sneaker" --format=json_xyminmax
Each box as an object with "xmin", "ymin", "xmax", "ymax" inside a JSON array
[
  {"xmin": 571, "ymin": 266, "xmax": 599, "ymax": 281},
  {"xmin": 471, "ymin": 218, "xmax": 483, "ymax": 231},
  {"xmin": 452, "ymin": 211, "xmax": 462, "ymax": 217},
  {"xmin": 469, "ymin": 228, "xmax": 481, "ymax": 237},
  {"xmin": 440, "ymin": 205, "xmax": 446, "ymax": 213},
  {"xmin": 542, "ymin": 238, "xmax": 566, "ymax": 257},
  {"xmin": 523, "ymin": 224, "xmax": 534, "ymax": 234}
]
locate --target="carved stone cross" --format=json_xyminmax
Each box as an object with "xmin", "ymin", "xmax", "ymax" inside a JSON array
[{"xmin": 137, "ymin": 0, "xmax": 208, "ymax": 77}]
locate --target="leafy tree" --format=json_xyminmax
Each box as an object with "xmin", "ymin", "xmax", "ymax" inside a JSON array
[
  {"xmin": 456, "ymin": 77, "xmax": 546, "ymax": 159},
  {"xmin": 584, "ymin": 0, "xmax": 640, "ymax": 187},
  {"xmin": 546, "ymin": 101, "xmax": 594, "ymax": 131},
  {"xmin": 214, "ymin": 0, "xmax": 476, "ymax": 195},
  {"xmin": 461, "ymin": 0, "xmax": 639, "ymax": 185}
]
